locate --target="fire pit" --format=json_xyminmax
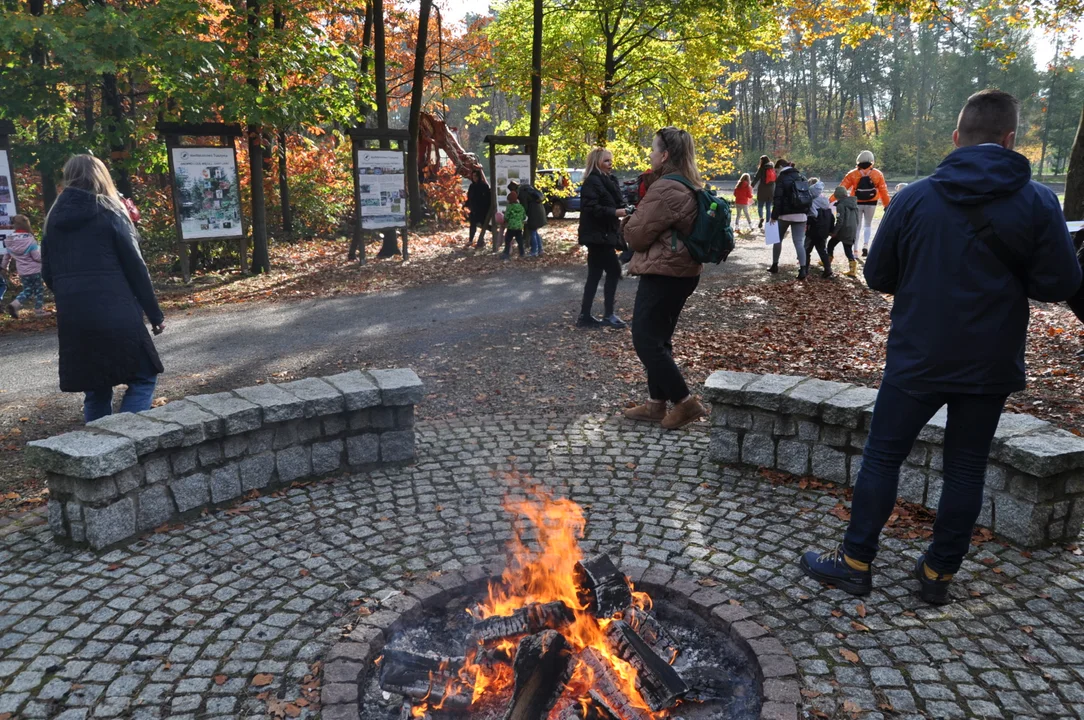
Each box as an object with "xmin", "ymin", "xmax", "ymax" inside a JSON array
[{"xmin": 326, "ymin": 494, "xmax": 799, "ymax": 720}]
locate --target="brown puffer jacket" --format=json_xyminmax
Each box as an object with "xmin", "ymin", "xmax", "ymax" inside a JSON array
[{"xmin": 624, "ymin": 177, "xmax": 702, "ymax": 277}]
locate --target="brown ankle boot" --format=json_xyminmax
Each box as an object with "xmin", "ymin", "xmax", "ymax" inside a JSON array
[
  {"xmin": 623, "ymin": 400, "xmax": 666, "ymax": 422},
  {"xmin": 661, "ymin": 396, "xmax": 707, "ymax": 430}
]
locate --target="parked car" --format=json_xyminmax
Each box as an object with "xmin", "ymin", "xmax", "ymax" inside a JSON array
[{"xmin": 537, "ymin": 168, "xmax": 584, "ymax": 219}]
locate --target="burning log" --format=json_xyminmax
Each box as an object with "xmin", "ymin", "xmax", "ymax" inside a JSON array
[
  {"xmin": 620, "ymin": 607, "xmax": 679, "ymax": 664},
  {"xmin": 579, "ymin": 648, "xmax": 653, "ymax": 720},
  {"xmin": 574, "ymin": 555, "xmax": 631, "ymax": 618},
  {"xmin": 379, "ymin": 648, "xmax": 472, "ymax": 709},
  {"xmin": 471, "ymin": 601, "xmax": 574, "ymax": 643},
  {"xmin": 503, "ymin": 630, "xmax": 571, "ymax": 720},
  {"xmin": 399, "ymin": 700, "xmax": 432, "ymax": 720},
  {"xmin": 551, "ymin": 695, "xmax": 619, "ymax": 720},
  {"xmin": 603, "ymin": 620, "xmax": 689, "ymax": 711}
]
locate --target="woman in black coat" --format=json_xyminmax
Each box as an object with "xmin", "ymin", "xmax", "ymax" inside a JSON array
[
  {"xmin": 465, "ymin": 169, "xmax": 491, "ymax": 249},
  {"xmin": 41, "ymin": 155, "xmax": 165, "ymax": 423},
  {"xmin": 577, "ymin": 147, "xmax": 630, "ymax": 329}
]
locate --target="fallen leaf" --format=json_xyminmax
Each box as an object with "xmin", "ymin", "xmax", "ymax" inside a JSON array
[
  {"xmin": 214, "ymin": 674, "xmax": 227, "ymax": 686},
  {"xmin": 839, "ymin": 648, "xmax": 860, "ymax": 663},
  {"xmin": 855, "ymin": 603, "xmax": 866, "ymax": 618},
  {"xmin": 252, "ymin": 673, "xmax": 274, "ymax": 687},
  {"xmin": 851, "ymin": 621, "xmax": 871, "ymax": 632}
]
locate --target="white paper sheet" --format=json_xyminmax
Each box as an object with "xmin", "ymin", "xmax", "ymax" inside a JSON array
[{"xmin": 764, "ymin": 221, "xmax": 781, "ymax": 245}]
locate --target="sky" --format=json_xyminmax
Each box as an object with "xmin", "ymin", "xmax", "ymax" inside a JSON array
[{"xmin": 439, "ymin": 0, "xmax": 1081, "ymax": 69}]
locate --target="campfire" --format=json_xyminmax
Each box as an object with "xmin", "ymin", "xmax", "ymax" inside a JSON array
[{"xmin": 376, "ymin": 494, "xmax": 700, "ymax": 720}]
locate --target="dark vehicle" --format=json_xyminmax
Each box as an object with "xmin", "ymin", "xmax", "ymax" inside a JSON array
[{"xmin": 537, "ymin": 168, "xmax": 584, "ymax": 219}]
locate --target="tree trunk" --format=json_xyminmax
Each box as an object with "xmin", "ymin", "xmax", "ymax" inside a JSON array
[
  {"xmin": 1064, "ymin": 105, "xmax": 1084, "ymax": 222},
  {"xmin": 349, "ymin": 2, "xmax": 373, "ymax": 262},
  {"xmin": 247, "ymin": 0, "xmax": 270, "ymax": 273},
  {"xmin": 101, "ymin": 72, "xmax": 132, "ymax": 197},
  {"xmin": 529, "ymin": 0, "xmax": 542, "ymax": 179},
  {"xmin": 406, "ymin": 0, "xmax": 431, "ymax": 227},
  {"xmin": 278, "ymin": 129, "xmax": 291, "ymax": 237},
  {"xmin": 29, "ymin": 0, "xmax": 57, "ymax": 212},
  {"xmin": 373, "ymin": 0, "xmax": 400, "ymax": 257}
]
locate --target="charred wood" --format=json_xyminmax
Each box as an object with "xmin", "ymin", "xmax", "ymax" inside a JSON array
[
  {"xmin": 603, "ymin": 620, "xmax": 688, "ymax": 711},
  {"xmin": 619, "ymin": 607, "xmax": 679, "ymax": 665},
  {"xmin": 471, "ymin": 602, "xmax": 574, "ymax": 643},
  {"xmin": 379, "ymin": 648, "xmax": 472, "ymax": 709},
  {"xmin": 503, "ymin": 630, "xmax": 571, "ymax": 720},
  {"xmin": 574, "ymin": 555, "xmax": 631, "ymax": 618},
  {"xmin": 579, "ymin": 648, "xmax": 653, "ymax": 720}
]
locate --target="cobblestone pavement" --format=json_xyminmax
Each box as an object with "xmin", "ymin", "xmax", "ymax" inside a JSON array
[{"xmin": 3, "ymin": 413, "xmax": 1084, "ymax": 719}]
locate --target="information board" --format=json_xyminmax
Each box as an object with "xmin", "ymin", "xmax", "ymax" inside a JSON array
[
  {"xmin": 0, "ymin": 149, "xmax": 17, "ymax": 244},
  {"xmin": 170, "ymin": 147, "xmax": 244, "ymax": 240},
  {"xmin": 356, "ymin": 150, "xmax": 407, "ymax": 230},
  {"xmin": 494, "ymin": 154, "xmax": 531, "ymax": 212}
]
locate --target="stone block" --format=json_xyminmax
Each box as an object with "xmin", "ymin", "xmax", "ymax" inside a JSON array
[
  {"xmin": 703, "ymin": 370, "xmax": 760, "ymax": 404},
  {"xmin": 324, "ymin": 370, "xmax": 382, "ymax": 410},
  {"xmin": 396, "ymin": 406, "xmax": 415, "ymax": 428},
  {"xmin": 114, "ymin": 466, "xmax": 144, "ymax": 495},
  {"xmin": 850, "ymin": 430, "xmax": 868, "ymax": 450},
  {"xmin": 70, "ymin": 522, "xmax": 86, "ymax": 542},
  {"xmin": 741, "ymin": 374, "xmax": 806, "ymax": 412},
  {"xmin": 323, "ymin": 415, "xmax": 348, "ymax": 436},
  {"xmin": 381, "ymin": 431, "xmax": 415, "ymax": 463},
  {"xmin": 985, "ymin": 464, "xmax": 1008, "ymax": 491},
  {"xmin": 898, "ymin": 467, "xmax": 927, "ymax": 504},
  {"xmin": 234, "ymin": 384, "xmax": 305, "ymax": 423},
  {"xmin": 370, "ymin": 407, "xmax": 396, "ymax": 430},
  {"xmin": 349, "ymin": 410, "xmax": 371, "ymax": 431},
  {"xmin": 848, "ymin": 455, "xmax": 863, "ymax": 486},
  {"xmin": 140, "ymin": 400, "xmax": 223, "ymax": 444},
  {"xmin": 170, "ymin": 473, "xmax": 210, "ymax": 513},
  {"xmin": 907, "ymin": 444, "xmax": 929, "ymax": 467},
  {"xmin": 776, "ymin": 440, "xmax": 810, "ymax": 476},
  {"xmin": 84, "ymin": 498, "xmax": 136, "ymax": 550},
  {"xmin": 820, "ymin": 387, "xmax": 879, "ymax": 428},
  {"xmin": 144, "ymin": 456, "xmax": 171, "ymax": 484},
  {"xmin": 727, "ymin": 409, "xmax": 753, "ymax": 430},
  {"xmin": 48, "ymin": 500, "xmax": 66, "ymax": 537},
  {"xmin": 240, "ymin": 452, "xmax": 275, "ymax": 492},
  {"xmin": 66, "ymin": 500, "xmax": 83, "ymax": 523},
  {"xmin": 819, "ymin": 425, "xmax": 849, "ymax": 447},
  {"xmin": 796, "ymin": 420, "xmax": 819, "ymax": 442},
  {"xmin": 1063, "ymin": 499, "xmax": 1084, "ymax": 543},
  {"xmin": 993, "ymin": 413, "xmax": 1050, "ymax": 443},
  {"xmin": 298, "ymin": 418, "xmax": 322, "ymax": 444},
  {"xmin": 137, "ymin": 485, "xmax": 174, "ymax": 531},
  {"xmin": 273, "ymin": 422, "xmax": 299, "ymax": 450},
  {"xmin": 977, "ymin": 493, "xmax": 993, "ymax": 528},
  {"xmin": 86, "ymin": 413, "xmax": 184, "ymax": 455},
  {"xmin": 347, "ymin": 434, "xmax": 380, "ymax": 466},
  {"xmin": 993, "ymin": 493, "xmax": 1052, "ymax": 548},
  {"xmin": 708, "ymin": 429, "xmax": 740, "ymax": 464},
  {"xmin": 811, "ymin": 446, "xmax": 847, "ymax": 484},
  {"xmin": 780, "ymin": 378, "xmax": 853, "ymax": 416},
  {"xmin": 197, "ymin": 441, "xmax": 223, "ymax": 468},
  {"xmin": 210, "ymin": 466, "xmax": 242, "ymax": 504},
  {"xmin": 279, "ymin": 377, "xmax": 345, "ymax": 417},
  {"xmin": 276, "ymin": 447, "xmax": 311, "ymax": 483},
  {"xmin": 998, "ymin": 430, "xmax": 1084, "ymax": 477},
  {"xmin": 72, "ymin": 477, "xmax": 119, "ymax": 504},
  {"xmin": 249, "ymin": 428, "xmax": 274, "ymax": 454},
  {"xmin": 171, "ymin": 448, "xmax": 198, "ymax": 476},
  {"xmin": 741, "ymin": 433, "xmax": 775, "ymax": 468},
  {"xmin": 312, "ymin": 440, "xmax": 344, "ymax": 475},
  {"xmin": 926, "ymin": 472, "xmax": 944, "ymax": 508},
  {"xmin": 775, "ymin": 416, "xmax": 797, "ymax": 437},
  {"xmin": 751, "ymin": 411, "xmax": 776, "ymax": 435},
  {"xmin": 930, "ymin": 447, "xmax": 943, "ymax": 472},
  {"xmin": 918, "ymin": 407, "xmax": 949, "ymax": 443},
  {"xmin": 369, "ymin": 368, "xmax": 424, "ymax": 406},
  {"xmin": 26, "ymin": 431, "xmax": 138, "ymax": 480},
  {"xmin": 222, "ymin": 435, "xmax": 248, "ymax": 459},
  {"xmin": 1008, "ymin": 475, "xmax": 1056, "ymax": 504},
  {"xmin": 186, "ymin": 392, "xmax": 262, "ymax": 435}
]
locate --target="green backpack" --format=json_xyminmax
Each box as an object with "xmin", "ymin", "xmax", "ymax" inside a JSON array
[{"xmin": 661, "ymin": 174, "xmax": 735, "ymax": 264}]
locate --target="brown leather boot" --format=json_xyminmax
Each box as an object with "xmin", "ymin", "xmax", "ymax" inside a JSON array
[
  {"xmin": 623, "ymin": 400, "xmax": 666, "ymax": 423},
  {"xmin": 661, "ymin": 396, "xmax": 707, "ymax": 430}
]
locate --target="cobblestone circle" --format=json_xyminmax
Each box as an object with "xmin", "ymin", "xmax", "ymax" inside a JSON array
[{"xmin": 2, "ymin": 413, "xmax": 1084, "ymax": 719}]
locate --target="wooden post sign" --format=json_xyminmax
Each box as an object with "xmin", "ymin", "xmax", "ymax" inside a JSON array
[
  {"xmin": 484, "ymin": 135, "xmax": 535, "ymax": 252},
  {"xmin": 0, "ymin": 120, "xmax": 20, "ymax": 247},
  {"xmin": 157, "ymin": 123, "xmax": 246, "ymax": 283},
  {"xmin": 348, "ymin": 127, "xmax": 411, "ymax": 263}
]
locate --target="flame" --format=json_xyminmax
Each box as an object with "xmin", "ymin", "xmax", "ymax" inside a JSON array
[{"xmin": 410, "ymin": 703, "xmax": 428, "ymax": 718}]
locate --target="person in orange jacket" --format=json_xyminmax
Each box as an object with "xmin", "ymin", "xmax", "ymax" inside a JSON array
[{"xmin": 839, "ymin": 150, "xmax": 890, "ymax": 256}]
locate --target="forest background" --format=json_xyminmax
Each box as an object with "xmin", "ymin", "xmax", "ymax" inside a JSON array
[{"xmin": 1, "ymin": 0, "xmax": 1083, "ymax": 271}]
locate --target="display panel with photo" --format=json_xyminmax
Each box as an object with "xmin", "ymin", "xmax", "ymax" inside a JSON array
[
  {"xmin": 356, "ymin": 150, "xmax": 407, "ymax": 229},
  {"xmin": 170, "ymin": 147, "xmax": 244, "ymax": 240},
  {"xmin": 0, "ymin": 149, "xmax": 18, "ymax": 245},
  {"xmin": 494, "ymin": 154, "xmax": 532, "ymax": 212}
]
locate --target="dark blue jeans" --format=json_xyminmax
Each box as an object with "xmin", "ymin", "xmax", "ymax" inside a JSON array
[
  {"xmin": 843, "ymin": 382, "xmax": 1008, "ymax": 574},
  {"xmin": 84, "ymin": 371, "xmax": 159, "ymax": 423}
]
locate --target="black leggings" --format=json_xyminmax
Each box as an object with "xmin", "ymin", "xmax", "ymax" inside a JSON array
[
  {"xmin": 632, "ymin": 274, "xmax": 700, "ymax": 402},
  {"xmin": 580, "ymin": 245, "xmax": 621, "ymax": 317},
  {"xmin": 468, "ymin": 220, "xmax": 487, "ymax": 244},
  {"xmin": 827, "ymin": 237, "xmax": 855, "ymax": 261}
]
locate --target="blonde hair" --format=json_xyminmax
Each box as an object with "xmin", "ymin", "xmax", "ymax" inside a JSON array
[
  {"xmin": 12, "ymin": 215, "xmax": 32, "ymax": 233},
  {"xmin": 738, "ymin": 173, "xmax": 750, "ymax": 185},
  {"xmin": 584, "ymin": 147, "xmax": 613, "ymax": 179},
  {"xmin": 655, "ymin": 127, "xmax": 701, "ymax": 188},
  {"xmin": 45, "ymin": 155, "xmax": 133, "ymax": 233}
]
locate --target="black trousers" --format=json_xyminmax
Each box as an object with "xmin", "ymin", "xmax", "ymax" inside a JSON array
[
  {"xmin": 632, "ymin": 273, "xmax": 700, "ymax": 402},
  {"xmin": 826, "ymin": 237, "xmax": 855, "ymax": 261},
  {"xmin": 468, "ymin": 219, "xmax": 486, "ymax": 244},
  {"xmin": 803, "ymin": 229, "xmax": 830, "ymax": 267},
  {"xmin": 504, "ymin": 229, "xmax": 524, "ymax": 255},
  {"xmin": 581, "ymin": 245, "xmax": 621, "ymax": 317}
]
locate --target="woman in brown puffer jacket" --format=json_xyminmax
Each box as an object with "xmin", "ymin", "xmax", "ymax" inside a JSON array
[{"xmin": 622, "ymin": 127, "xmax": 707, "ymax": 430}]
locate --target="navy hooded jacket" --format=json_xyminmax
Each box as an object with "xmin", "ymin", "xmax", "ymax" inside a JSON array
[{"xmin": 865, "ymin": 144, "xmax": 1081, "ymax": 395}]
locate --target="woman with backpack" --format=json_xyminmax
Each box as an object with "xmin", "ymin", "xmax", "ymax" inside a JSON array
[
  {"xmin": 768, "ymin": 159, "xmax": 814, "ymax": 279},
  {"xmin": 622, "ymin": 127, "xmax": 706, "ymax": 431},
  {"xmin": 576, "ymin": 147, "xmax": 630, "ymax": 329},
  {"xmin": 839, "ymin": 150, "xmax": 891, "ymax": 256},
  {"xmin": 751, "ymin": 155, "xmax": 776, "ymax": 229}
]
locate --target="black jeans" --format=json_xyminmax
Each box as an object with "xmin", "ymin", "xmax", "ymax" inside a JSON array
[
  {"xmin": 843, "ymin": 382, "xmax": 1008, "ymax": 574},
  {"xmin": 581, "ymin": 245, "xmax": 621, "ymax": 317},
  {"xmin": 468, "ymin": 220, "xmax": 486, "ymax": 245},
  {"xmin": 631, "ymin": 273, "xmax": 700, "ymax": 402},
  {"xmin": 827, "ymin": 237, "xmax": 855, "ymax": 261},
  {"xmin": 504, "ymin": 229, "xmax": 524, "ymax": 255}
]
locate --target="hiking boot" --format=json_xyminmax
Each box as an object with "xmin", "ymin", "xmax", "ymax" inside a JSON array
[
  {"xmin": 758, "ymin": 218, "xmax": 764, "ymax": 229},
  {"xmin": 799, "ymin": 545, "xmax": 872, "ymax": 596},
  {"xmin": 844, "ymin": 260, "xmax": 858, "ymax": 277},
  {"xmin": 661, "ymin": 396, "xmax": 707, "ymax": 430},
  {"xmin": 576, "ymin": 314, "xmax": 602, "ymax": 329},
  {"xmin": 913, "ymin": 554, "xmax": 953, "ymax": 605},
  {"xmin": 822, "ymin": 264, "xmax": 833, "ymax": 279},
  {"xmin": 797, "ymin": 265, "xmax": 809, "ymax": 280},
  {"xmin": 861, "ymin": 247, "xmax": 868, "ymax": 257},
  {"xmin": 767, "ymin": 264, "xmax": 778, "ymax": 274},
  {"xmin": 6, "ymin": 300, "xmax": 21, "ymax": 319},
  {"xmin": 601, "ymin": 314, "xmax": 627, "ymax": 329},
  {"xmin": 624, "ymin": 400, "xmax": 666, "ymax": 423}
]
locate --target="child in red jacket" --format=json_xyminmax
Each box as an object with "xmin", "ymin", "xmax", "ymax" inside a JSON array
[{"xmin": 733, "ymin": 173, "xmax": 754, "ymax": 231}]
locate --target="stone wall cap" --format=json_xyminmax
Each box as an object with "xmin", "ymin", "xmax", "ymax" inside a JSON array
[
  {"xmin": 742, "ymin": 374, "xmax": 807, "ymax": 411},
  {"xmin": 86, "ymin": 413, "xmax": 185, "ymax": 455},
  {"xmin": 998, "ymin": 429, "xmax": 1084, "ymax": 477},
  {"xmin": 324, "ymin": 371, "xmax": 381, "ymax": 411},
  {"xmin": 279, "ymin": 377, "xmax": 345, "ymax": 417},
  {"xmin": 234, "ymin": 384, "xmax": 305, "ymax": 423},
  {"xmin": 780, "ymin": 378, "xmax": 853, "ymax": 416},
  {"xmin": 187, "ymin": 392, "xmax": 263, "ymax": 435},
  {"xmin": 704, "ymin": 370, "xmax": 761, "ymax": 401},
  {"xmin": 140, "ymin": 400, "xmax": 224, "ymax": 445},
  {"xmin": 26, "ymin": 431, "xmax": 138, "ymax": 479},
  {"xmin": 819, "ymin": 386, "xmax": 879, "ymax": 427},
  {"xmin": 369, "ymin": 368, "xmax": 424, "ymax": 406}
]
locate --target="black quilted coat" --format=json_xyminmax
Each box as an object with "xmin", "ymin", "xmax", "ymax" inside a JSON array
[{"xmin": 42, "ymin": 187, "xmax": 164, "ymax": 392}]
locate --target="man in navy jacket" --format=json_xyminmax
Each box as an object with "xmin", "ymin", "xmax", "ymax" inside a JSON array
[{"xmin": 800, "ymin": 90, "xmax": 1082, "ymax": 604}]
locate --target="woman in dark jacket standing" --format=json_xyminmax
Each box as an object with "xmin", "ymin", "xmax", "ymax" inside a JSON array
[
  {"xmin": 42, "ymin": 155, "xmax": 165, "ymax": 422},
  {"xmin": 751, "ymin": 155, "xmax": 775, "ymax": 229},
  {"xmin": 577, "ymin": 147, "xmax": 630, "ymax": 329},
  {"xmin": 465, "ymin": 169, "xmax": 492, "ymax": 249}
]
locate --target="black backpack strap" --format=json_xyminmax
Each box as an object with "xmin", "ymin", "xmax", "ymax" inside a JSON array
[{"xmin": 933, "ymin": 185, "xmax": 1029, "ymax": 288}]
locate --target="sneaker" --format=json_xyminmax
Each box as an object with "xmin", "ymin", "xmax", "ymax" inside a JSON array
[
  {"xmin": 623, "ymin": 401, "xmax": 666, "ymax": 423},
  {"xmin": 862, "ymin": 247, "xmax": 868, "ymax": 257},
  {"xmin": 799, "ymin": 545, "xmax": 872, "ymax": 596},
  {"xmin": 576, "ymin": 314, "xmax": 602, "ymax": 329},
  {"xmin": 6, "ymin": 300, "xmax": 20, "ymax": 319},
  {"xmin": 913, "ymin": 554, "xmax": 953, "ymax": 605},
  {"xmin": 601, "ymin": 314, "xmax": 627, "ymax": 329},
  {"xmin": 661, "ymin": 396, "xmax": 707, "ymax": 430}
]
